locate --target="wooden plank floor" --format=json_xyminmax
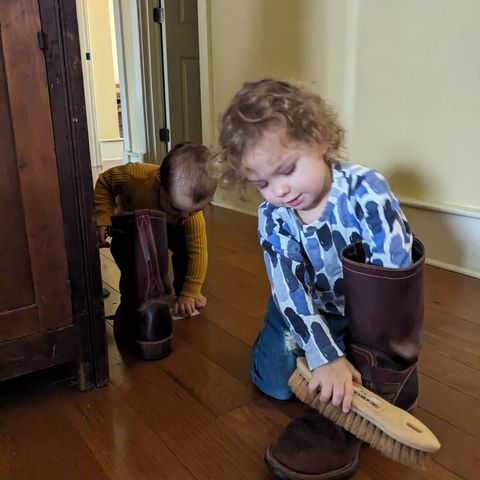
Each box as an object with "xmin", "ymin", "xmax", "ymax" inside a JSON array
[{"xmin": 1, "ymin": 204, "xmax": 479, "ymax": 479}]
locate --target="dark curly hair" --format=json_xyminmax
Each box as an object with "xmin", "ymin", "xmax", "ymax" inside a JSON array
[
  {"xmin": 215, "ymin": 79, "xmax": 345, "ymax": 184},
  {"xmin": 158, "ymin": 143, "xmax": 217, "ymax": 203}
]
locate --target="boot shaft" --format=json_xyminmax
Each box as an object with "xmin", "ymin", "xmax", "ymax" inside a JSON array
[
  {"xmin": 341, "ymin": 238, "xmax": 425, "ymax": 365},
  {"xmin": 111, "ymin": 209, "xmax": 172, "ymax": 309},
  {"xmin": 341, "ymin": 238, "xmax": 425, "ymax": 409}
]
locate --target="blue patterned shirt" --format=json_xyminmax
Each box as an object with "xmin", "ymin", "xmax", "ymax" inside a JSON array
[{"xmin": 258, "ymin": 161, "xmax": 413, "ymax": 371}]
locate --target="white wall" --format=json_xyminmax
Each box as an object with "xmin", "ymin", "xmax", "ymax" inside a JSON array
[
  {"xmin": 86, "ymin": 0, "xmax": 119, "ymax": 140},
  {"xmin": 347, "ymin": 1, "xmax": 479, "ymax": 208},
  {"xmin": 203, "ymin": 0, "xmax": 480, "ymax": 277}
]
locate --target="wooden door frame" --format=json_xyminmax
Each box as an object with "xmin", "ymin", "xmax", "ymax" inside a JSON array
[
  {"xmin": 197, "ymin": 0, "xmax": 214, "ymax": 147},
  {"xmin": 75, "ymin": 0, "xmax": 102, "ymax": 168},
  {"xmin": 38, "ymin": 0, "xmax": 108, "ymax": 390}
]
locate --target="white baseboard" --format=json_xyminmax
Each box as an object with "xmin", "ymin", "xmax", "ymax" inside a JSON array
[
  {"xmin": 425, "ymin": 258, "xmax": 480, "ymax": 279},
  {"xmin": 211, "ymin": 200, "xmax": 259, "ymax": 217},
  {"xmin": 212, "ymin": 196, "xmax": 480, "ymax": 279},
  {"xmin": 123, "ymin": 151, "xmax": 145, "ymax": 163},
  {"xmin": 99, "ymin": 138, "xmax": 146, "ymax": 165},
  {"xmin": 100, "ymin": 138, "xmax": 124, "ymax": 165},
  {"xmin": 398, "ymin": 196, "xmax": 480, "ymax": 219},
  {"xmin": 101, "ymin": 159, "xmax": 123, "ymax": 170},
  {"xmin": 401, "ymin": 202, "xmax": 480, "ymax": 279}
]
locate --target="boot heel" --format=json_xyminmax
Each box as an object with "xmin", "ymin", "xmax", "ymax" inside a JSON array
[
  {"xmin": 134, "ymin": 302, "xmax": 173, "ymax": 360},
  {"xmin": 135, "ymin": 335, "xmax": 172, "ymax": 360},
  {"xmin": 112, "ymin": 307, "xmax": 133, "ymax": 338}
]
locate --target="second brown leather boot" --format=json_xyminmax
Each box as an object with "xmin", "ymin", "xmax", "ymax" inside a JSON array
[{"xmin": 110, "ymin": 209, "xmax": 173, "ymax": 360}]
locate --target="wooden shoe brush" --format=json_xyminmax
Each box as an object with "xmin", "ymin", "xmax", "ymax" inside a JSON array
[{"xmin": 289, "ymin": 357, "xmax": 441, "ymax": 469}]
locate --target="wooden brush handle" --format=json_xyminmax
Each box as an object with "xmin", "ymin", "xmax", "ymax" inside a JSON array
[{"xmin": 296, "ymin": 357, "xmax": 441, "ymax": 452}]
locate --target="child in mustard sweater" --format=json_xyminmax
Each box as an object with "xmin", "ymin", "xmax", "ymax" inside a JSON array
[{"xmin": 94, "ymin": 143, "xmax": 217, "ymax": 317}]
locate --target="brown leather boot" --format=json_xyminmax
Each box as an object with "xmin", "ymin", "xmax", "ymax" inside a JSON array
[
  {"xmin": 110, "ymin": 209, "xmax": 173, "ymax": 360},
  {"xmin": 266, "ymin": 411, "xmax": 361, "ymax": 480},
  {"xmin": 341, "ymin": 238, "xmax": 425, "ymax": 410}
]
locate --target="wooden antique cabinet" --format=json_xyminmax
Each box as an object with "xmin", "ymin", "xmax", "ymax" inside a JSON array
[{"xmin": 0, "ymin": 0, "xmax": 108, "ymax": 389}]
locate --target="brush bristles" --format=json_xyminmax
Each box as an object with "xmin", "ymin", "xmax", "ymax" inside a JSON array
[{"xmin": 289, "ymin": 370, "xmax": 429, "ymax": 470}]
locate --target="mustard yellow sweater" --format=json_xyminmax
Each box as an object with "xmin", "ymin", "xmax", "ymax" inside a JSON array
[{"xmin": 94, "ymin": 162, "xmax": 207, "ymax": 298}]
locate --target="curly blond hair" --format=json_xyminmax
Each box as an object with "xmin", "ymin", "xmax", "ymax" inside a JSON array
[{"xmin": 215, "ymin": 79, "xmax": 345, "ymax": 185}]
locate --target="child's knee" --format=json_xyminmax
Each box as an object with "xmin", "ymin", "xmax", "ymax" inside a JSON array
[
  {"xmin": 250, "ymin": 366, "xmax": 294, "ymax": 401},
  {"xmin": 250, "ymin": 336, "xmax": 297, "ymax": 401}
]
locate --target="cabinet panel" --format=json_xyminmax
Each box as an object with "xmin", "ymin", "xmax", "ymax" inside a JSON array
[
  {"xmin": 0, "ymin": 36, "xmax": 35, "ymax": 315},
  {"xmin": 0, "ymin": 0, "xmax": 72, "ymax": 340}
]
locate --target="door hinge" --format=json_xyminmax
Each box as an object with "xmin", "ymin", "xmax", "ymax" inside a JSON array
[
  {"xmin": 37, "ymin": 31, "xmax": 48, "ymax": 51},
  {"xmin": 159, "ymin": 128, "xmax": 170, "ymax": 142},
  {"xmin": 153, "ymin": 7, "xmax": 164, "ymax": 24}
]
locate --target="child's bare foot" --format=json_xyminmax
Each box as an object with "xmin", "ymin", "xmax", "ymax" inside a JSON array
[{"xmin": 194, "ymin": 293, "xmax": 207, "ymax": 309}]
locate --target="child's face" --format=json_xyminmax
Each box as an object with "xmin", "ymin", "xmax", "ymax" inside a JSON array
[{"xmin": 242, "ymin": 128, "xmax": 331, "ymax": 216}]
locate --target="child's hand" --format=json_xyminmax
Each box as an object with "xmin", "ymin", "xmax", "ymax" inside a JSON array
[
  {"xmin": 194, "ymin": 293, "xmax": 207, "ymax": 309},
  {"xmin": 96, "ymin": 225, "xmax": 110, "ymax": 248},
  {"xmin": 173, "ymin": 294, "xmax": 207, "ymax": 317},
  {"xmin": 173, "ymin": 293, "xmax": 207, "ymax": 317},
  {"xmin": 173, "ymin": 295, "xmax": 196, "ymax": 317},
  {"xmin": 308, "ymin": 357, "xmax": 362, "ymax": 413}
]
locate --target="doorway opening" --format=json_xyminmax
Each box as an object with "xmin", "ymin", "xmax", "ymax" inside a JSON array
[
  {"xmin": 76, "ymin": 0, "xmax": 208, "ymax": 317},
  {"xmin": 77, "ymin": 0, "xmax": 204, "ymax": 182},
  {"xmin": 77, "ymin": 0, "xmax": 123, "ymax": 179}
]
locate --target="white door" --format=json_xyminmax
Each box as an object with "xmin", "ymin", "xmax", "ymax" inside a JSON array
[{"xmin": 164, "ymin": 0, "xmax": 202, "ymax": 146}]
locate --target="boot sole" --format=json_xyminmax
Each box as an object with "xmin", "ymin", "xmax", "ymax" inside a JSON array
[
  {"xmin": 134, "ymin": 335, "xmax": 172, "ymax": 360},
  {"xmin": 265, "ymin": 444, "xmax": 360, "ymax": 480}
]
